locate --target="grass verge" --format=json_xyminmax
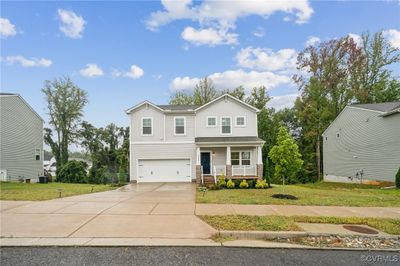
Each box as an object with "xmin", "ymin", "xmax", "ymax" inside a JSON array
[
  {"xmin": 199, "ymin": 215, "xmax": 400, "ymax": 235},
  {"xmin": 196, "ymin": 182, "xmax": 400, "ymax": 207},
  {"xmin": 0, "ymin": 182, "xmax": 117, "ymax": 201}
]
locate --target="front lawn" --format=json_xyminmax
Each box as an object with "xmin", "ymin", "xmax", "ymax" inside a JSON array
[
  {"xmin": 196, "ymin": 182, "xmax": 400, "ymax": 207},
  {"xmin": 200, "ymin": 215, "xmax": 400, "ymax": 235},
  {"xmin": 0, "ymin": 182, "xmax": 116, "ymax": 201}
]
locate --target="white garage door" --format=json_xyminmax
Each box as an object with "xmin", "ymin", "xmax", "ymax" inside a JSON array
[{"xmin": 138, "ymin": 159, "xmax": 191, "ymax": 182}]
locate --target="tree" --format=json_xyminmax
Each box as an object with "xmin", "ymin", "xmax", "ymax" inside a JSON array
[
  {"xmin": 42, "ymin": 77, "xmax": 88, "ymax": 172},
  {"xmin": 221, "ymin": 86, "xmax": 246, "ymax": 100},
  {"xmin": 268, "ymin": 125, "xmax": 303, "ymax": 185},
  {"xmin": 193, "ymin": 77, "xmax": 217, "ymax": 105},
  {"xmin": 57, "ymin": 160, "xmax": 88, "ymax": 183},
  {"xmin": 169, "ymin": 91, "xmax": 194, "ymax": 105},
  {"xmin": 351, "ymin": 31, "xmax": 400, "ymax": 103}
]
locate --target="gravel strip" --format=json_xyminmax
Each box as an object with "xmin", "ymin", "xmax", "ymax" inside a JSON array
[{"xmin": 276, "ymin": 235, "xmax": 400, "ymax": 249}]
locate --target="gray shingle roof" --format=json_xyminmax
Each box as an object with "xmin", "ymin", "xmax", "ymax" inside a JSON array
[
  {"xmin": 195, "ymin": 136, "xmax": 264, "ymax": 143},
  {"xmin": 351, "ymin": 102, "xmax": 400, "ymax": 112},
  {"xmin": 157, "ymin": 105, "xmax": 200, "ymax": 111}
]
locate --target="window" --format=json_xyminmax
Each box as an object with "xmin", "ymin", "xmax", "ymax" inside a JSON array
[
  {"xmin": 231, "ymin": 151, "xmax": 251, "ymax": 166},
  {"xmin": 221, "ymin": 117, "xmax": 232, "ymax": 134},
  {"xmin": 142, "ymin": 117, "xmax": 152, "ymax": 135},
  {"xmin": 174, "ymin": 117, "xmax": 185, "ymax": 135},
  {"xmin": 235, "ymin": 116, "xmax": 246, "ymax": 127},
  {"xmin": 231, "ymin": 152, "xmax": 240, "ymax": 165},
  {"xmin": 35, "ymin": 149, "xmax": 41, "ymax": 161},
  {"xmin": 207, "ymin": 116, "xmax": 217, "ymax": 127}
]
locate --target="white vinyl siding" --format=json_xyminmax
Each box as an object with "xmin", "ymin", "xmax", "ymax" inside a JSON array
[
  {"xmin": 0, "ymin": 95, "xmax": 43, "ymax": 181},
  {"xmin": 221, "ymin": 116, "xmax": 232, "ymax": 135},
  {"xmin": 323, "ymin": 107, "xmax": 400, "ymax": 182},
  {"xmin": 174, "ymin": 117, "xmax": 186, "ymax": 135}
]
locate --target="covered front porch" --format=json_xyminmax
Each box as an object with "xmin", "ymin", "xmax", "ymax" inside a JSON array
[{"xmin": 194, "ymin": 137, "xmax": 264, "ymax": 185}]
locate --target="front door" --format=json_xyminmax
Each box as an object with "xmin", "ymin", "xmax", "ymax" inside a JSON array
[{"xmin": 200, "ymin": 152, "xmax": 211, "ymax": 175}]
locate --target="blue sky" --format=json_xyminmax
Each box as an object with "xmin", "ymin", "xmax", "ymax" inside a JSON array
[{"xmin": 1, "ymin": 0, "xmax": 400, "ymax": 128}]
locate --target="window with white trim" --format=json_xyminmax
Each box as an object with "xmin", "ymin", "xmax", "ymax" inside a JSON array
[
  {"xmin": 142, "ymin": 118, "xmax": 152, "ymax": 135},
  {"xmin": 221, "ymin": 117, "xmax": 231, "ymax": 134},
  {"xmin": 207, "ymin": 116, "xmax": 217, "ymax": 127},
  {"xmin": 35, "ymin": 149, "xmax": 41, "ymax": 161},
  {"xmin": 174, "ymin": 117, "xmax": 185, "ymax": 135},
  {"xmin": 231, "ymin": 151, "xmax": 251, "ymax": 166},
  {"xmin": 235, "ymin": 116, "xmax": 246, "ymax": 127}
]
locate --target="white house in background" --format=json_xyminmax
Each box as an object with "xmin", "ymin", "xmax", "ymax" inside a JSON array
[
  {"xmin": 0, "ymin": 93, "xmax": 44, "ymax": 182},
  {"xmin": 126, "ymin": 94, "xmax": 265, "ymax": 184},
  {"xmin": 323, "ymin": 102, "xmax": 400, "ymax": 184}
]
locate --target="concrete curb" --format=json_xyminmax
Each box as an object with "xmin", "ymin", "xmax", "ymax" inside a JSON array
[{"xmin": 218, "ymin": 230, "xmax": 400, "ymax": 240}]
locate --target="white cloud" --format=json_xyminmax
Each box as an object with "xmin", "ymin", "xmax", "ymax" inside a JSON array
[
  {"xmin": 305, "ymin": 36, "xmax": 320, "ymax": 47},
  {"xmin": 3, "ymin": 55, "xmax": 52, "ymax": 67},
  {"xmin": 0, "ymin": 18, "xmax": 16, "ymax": 37},
  {"xmin": 348, "ymin": 33, "xmax": 362, "ymax": 47},
  {"xmin": 181, "ymin": 26, "xmax": 237, "ymax": 46},
  {"xmin": 57, "ymin": 9, "xmax": 86, "ymax": 39},
  {"xmin": 235, "ymin": 47, "xmax": 297, "ymax": 72},
  {"xmin": 267, "ymin": 94, "xmax": 298, "ymax": 110},
  {"xmin": 170, "ymin": 69, "xmax": 291, "ymax": 92},
  {"xmin": 253, "ymin": 27, "xmax": 265, "ymax": 38},
  {"xmin": 146, "ymin": 0, "xmax": 313, "ymax": 46},
  {"xmin": 80, "ymin": 64, "xmax": 104, "ymax": 78},
  {"xmin": 113, "ymin": 65, "xmax": 144, "ymax": 79},
  {"xmin": 383, "ymin": 29, "xmax": 400, "ymax": 49}
]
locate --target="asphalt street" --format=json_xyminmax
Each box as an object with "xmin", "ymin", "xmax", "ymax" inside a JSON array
[{"xmin": 1, "ymin": 247, "xmax": 399, "ymax": 266}]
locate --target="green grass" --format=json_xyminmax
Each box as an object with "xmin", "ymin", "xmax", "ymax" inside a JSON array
[
  {"xmin": 0, "ymin": 182, "xmax": 116, "ymax": 201},
  {"xmin": 199, "ymin": 215, "xmax": 400, "ymax": 235},
  {"xmin": 197, "ymin": 182, "xmax": 400, "ymax": 207}
]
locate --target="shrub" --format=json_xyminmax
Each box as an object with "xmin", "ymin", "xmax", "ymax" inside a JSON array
[
  {"xmin": 255, "ymin": 179, "xmax": 268, "ymax": 189},
  {"xmin": 233, "ymin": 179, "xmax": 241, "ymax": 187},
  {"xmin": 239, "ymin": 179, "xmax": 249, "ymax": 189},
  {"xmin": 247, "ymin": 179, "xmax": 256, "ymax": 188},
  {"xmin": 396, "ymin": 167, "xmax": 400, "ymax": 189},
  {"xmin": 217, "ymin": 177, "xmax": 227, "ymax": 188},
  {"xmin": 209, "ymin": 184, "xmax": 221, "ymax": 190},
  {"xmin": 226, "ymin": 179, "xmax": 235, "ymax": 189},
  {"xmin": 57, "ymin": 160, "xmax": 88, "ymax": 183}
]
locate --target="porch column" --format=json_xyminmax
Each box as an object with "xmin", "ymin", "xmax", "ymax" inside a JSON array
[
  {"xmin": 195, "ymin": 147, "xmax": 202, "ymax": 185},
  {"xmin": 257, "ymin": 146, "xmax": 263, "ymax": 180},
  {"xmin": 226, "ymin": 146, "xmax": 232, "ymax": 179}
]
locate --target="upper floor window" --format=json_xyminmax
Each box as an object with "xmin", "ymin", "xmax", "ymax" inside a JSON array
[
  {"xmin": 207, "ymin": 116, "xmax": 217, "ymax": 127},
  {"xmin": 174, "ymin": 117, "xmax": 186, "ymax": 135},
  {"xmin": 235, "ymin": 116, "xmax": 246, "ymax": 127},
  {"xmin": 142, "ymin": 117, "xmax": 153, "ymax": 135},
  {"xmin": 221, "ymin": 116, "xmax": 232, "ymax": 135},
  {"xmin": 35, "ymin": 149, "xmax": 41, "ymax": 161}
]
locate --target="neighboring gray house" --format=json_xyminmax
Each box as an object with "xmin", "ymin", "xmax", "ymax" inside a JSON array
[
  {"xmin": 0, "ymin": 93, "xmax": 44, "ymax": 182},
  {"xmin": 322, "ymin": 102, "xmax": 400, "ymax": 183},
  {"xmin": 126, "ymin": 94, "xmax": 264, "ymax": 184}
]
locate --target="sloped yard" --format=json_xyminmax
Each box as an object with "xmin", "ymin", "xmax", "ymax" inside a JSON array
[
  {"xmin": 196, "ymin": 182, "xmax": 400, "ymax": 207},
  {"xmin": 0, "ymin": 182, "xmax": 116, "ymax": 201}
]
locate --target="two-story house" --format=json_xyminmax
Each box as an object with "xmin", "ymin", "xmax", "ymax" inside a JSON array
[
  {"xmin": 126, "ymin": 94, "xmax": 264, "ymax": 184},
  {"xmin": 0, "ymin": 93, "xmax": 44, "ymax": 182}
]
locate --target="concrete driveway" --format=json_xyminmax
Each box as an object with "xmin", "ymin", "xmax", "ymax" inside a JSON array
[{"xmin": 0, "ymin": 183, "xmax": 216, "ymax": 239}]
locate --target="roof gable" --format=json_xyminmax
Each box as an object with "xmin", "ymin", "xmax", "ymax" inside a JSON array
[
  {"xmin": 125, "ymin": 100, "xmax": 165, "ymax": 114},
  {"xmin": 0, "ymin": 93, "xmax": 44, "ymax": 122},
  {"xmin": 195, "ymin": 94, "xmax": 260, "ymax": 113}
]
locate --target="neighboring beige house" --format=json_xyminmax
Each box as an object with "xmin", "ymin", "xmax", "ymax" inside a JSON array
[
  {"xmin": 126, "ymin": 94, "xmax": 264, "ymax": 184},
  {"xmin": 0, "ymin": 93, "xmax": 44, "ymax": 182},
  {"xmin": 323, "ymin": 102, "xmax": 400, "ymax": 183}
]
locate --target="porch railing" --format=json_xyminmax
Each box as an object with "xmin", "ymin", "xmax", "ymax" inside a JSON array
[
  {"xmin": 232, "ymin": 165, "xmax": 257, "ymax": 176},
  {"xmin": 214, "ymin": 165, "xmax": 226, "ymax": 176}
]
